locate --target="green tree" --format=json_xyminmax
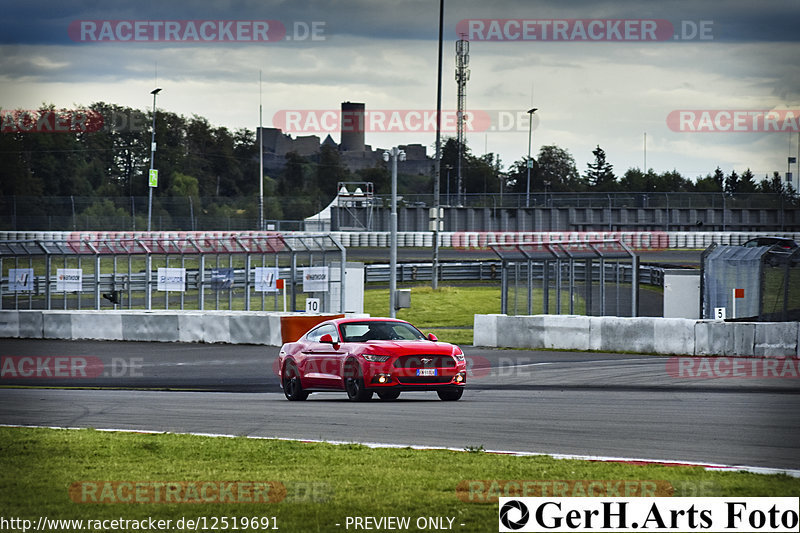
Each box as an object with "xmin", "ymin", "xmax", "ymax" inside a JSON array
[
  {"xmin": 79, "ymin": 199, "xmax": 130, "ymax": 230},
  {"xmin": 585, "ymin": 145, "xmax": 616, "ymax": 190},
  {"xmin": 658, "ymin": 170, "xmax": 693, "ymax": 192},
  {"xmin": 535, "ymin": 145, "xmax": 583, "ymax": 192},
  {"xmin": 315, "ymin": 144, "xmax": 349, "ymax": 199},
  {"xmin": 738, "ymin": 168, "xmax": 757, "ymax": 193},
  {"xmin": 725, "ymin": 170, "xmax": 740, "ymax": 195},
  {"xmin": 760, "ymin": 171, "xmax": 785, "ymax": 194}
]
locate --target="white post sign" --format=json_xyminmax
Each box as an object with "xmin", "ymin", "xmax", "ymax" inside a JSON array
[
  {"xmin": 305, "ymin": 298, "xmax": 321, "ymax": 313},
  {"xmin": 56, "ymin": 268, "xmax": 82, "ymax": 292},
  {"xmin": 303, "ymin": 266, "xmax": 329, "ymax": 292},
  {"xmin": 9, "ymin": 268, "xmax": 34, "ymax": 292},
  {"xmin": 255, "ymin": 267, "xmax": 280, "ymax": 292},
  {"xmin": 157, "ymin": 267, "xmax": 186, "ymax": 292}
]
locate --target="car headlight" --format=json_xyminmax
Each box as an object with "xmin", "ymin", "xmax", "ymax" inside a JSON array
[
  {"xmin": 453, "ymin": 351, "xmax": 465, "ymax": 362},
  {"xmin": 362, "ymin": 354, "xmax": 390, "ymax": 362}
]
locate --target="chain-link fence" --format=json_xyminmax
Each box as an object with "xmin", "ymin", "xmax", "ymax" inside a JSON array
[
  {"xmin": 702, "ymin": 244, "xmax": 800, "ymax": 321},
  {"xmin": 490, "ymin": 240, "xmax": 639, "ymax": 317}
]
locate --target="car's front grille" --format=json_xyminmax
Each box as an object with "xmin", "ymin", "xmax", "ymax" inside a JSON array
[
  {"xmin": 393, "ymin": 355, "xmax": 455, "ymax": 369},
  {"xmin": 397, "ymin": 376, "xmax": 454, "ymax": 384}
]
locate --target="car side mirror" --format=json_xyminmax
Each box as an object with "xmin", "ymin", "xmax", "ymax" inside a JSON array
[
  {"xmin": 427, "ymin": 333, "xmax": 438, "ymax": 342},
  {"xmin": 320, "ymin": 333, "xmax": 337, "ymax": 344}
]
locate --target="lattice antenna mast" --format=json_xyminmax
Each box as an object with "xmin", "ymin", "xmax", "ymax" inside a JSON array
[{"xmin": 455, "ymin": 36, "xmax": 470, "ymax": 205}]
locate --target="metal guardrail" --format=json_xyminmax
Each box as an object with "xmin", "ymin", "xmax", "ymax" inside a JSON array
[{"xmin": 363, "ymin": 262, "xmax": 666, "ymax": 286}]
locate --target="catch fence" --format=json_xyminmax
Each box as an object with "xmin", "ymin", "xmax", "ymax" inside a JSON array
[
  {"xmin": 0, "ymin": 232, "xmax": 346, "ymax": 313},
  {"xmin": 490, "ymin": 240, "xmax": 639, "ymax": 317}
]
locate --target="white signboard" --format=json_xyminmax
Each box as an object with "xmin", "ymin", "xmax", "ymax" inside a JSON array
[
  {"xmin": 255, "ymin": 267, "xmax": 280, "ymax": 292},
  {"xmin": 56, "ymin": 268, "xmax": 82, "ymax": 292},
  {"xmin": 303, "ymin": 266, "xmax": 329, "ymax": 292},
  {"xmin": 9, "ymin": 268, "xmax": 34, "ymax": 292},
  {"xmin": 714, "ymin": 307, "xmax": 726, "ymax": 320},
  {"xmin": 157, "ymin": 267, "xmax": 186, "ymax": 292}
]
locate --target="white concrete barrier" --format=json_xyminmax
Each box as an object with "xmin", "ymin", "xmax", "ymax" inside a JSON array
[
  {"xmin": 754, "ymin": 321, "xmax": 799, "ymax": 357},
  {"xmin": 542, "ymin": 315, "xmax": 592, "ymax": 350},
  {"xmin": 472, "ymin": 314, "xmax": 500, "ymax": 347},
  {"xmin": 18, "ymin": 311, "xmax": 42, "ymax": 338},
  {"xmin": 0, "ymin": 310, "xmax": 321, "ymax": 346},
  {"xmin": 474, "ymin": 314, "xmax": 800, "ymax": 356},
  {"xmin": 72, "ymin": 311, "xmax": 123, "ymax": 341},
  {"xmin": 122, "ymin": 313, "xmax": 181, "ymax": 342},
  {"xmin": 589, "ymin": 317, "xmax": 696, "ymax": 355},
  {"xmin": 0, "ymin": 312, "xmax": 20, "ymax": 338},
  {"xmin": 43, "ymin": 312, "xmax": 73, "ymax": 339},
  {"xmin": 695, "ymin": 321, "xmax": 756, "ymax": 356}
]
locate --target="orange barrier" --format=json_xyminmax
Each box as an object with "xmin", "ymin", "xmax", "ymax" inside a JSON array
[{"xmin": 279, "ymin": 314, "xmax": 344, "ymax": 344}]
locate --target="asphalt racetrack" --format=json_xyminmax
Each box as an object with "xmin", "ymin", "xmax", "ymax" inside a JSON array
[{"xmin": 1, "ymin": 339, "xmax": 798, "ymax": 471}]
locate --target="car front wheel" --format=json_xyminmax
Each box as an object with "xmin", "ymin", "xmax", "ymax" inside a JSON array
[
  {"xmin": 437, "ymin": 388, "xmax": 463, "ymax": 401},
  {"xmin": 345, "ymin": 362, "xmax": 373, "ymax": 401},
  {"xmin": 282, "ymin": 362, "xmax": 308, "ymax": 401}
]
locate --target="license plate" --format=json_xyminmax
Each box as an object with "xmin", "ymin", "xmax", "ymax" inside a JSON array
[{"xmin": 416, "ymin": 368, "xmax": 437, "ymax": 376}]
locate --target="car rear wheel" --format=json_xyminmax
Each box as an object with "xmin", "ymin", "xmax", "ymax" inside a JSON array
[
  {"xmin": 377, "ymin": 390, "xmax": 401, "ymax": 400},
  {"xmin": 282, "ymin": 362, "xmax": 308, "ymax": 401},
  {"xmin": 437, "ymin": 388, "xmax": 463, "ymax": 401},
  {"xmin": 345, "ymin": 362, "xmax": 373, "ymax": 401}
]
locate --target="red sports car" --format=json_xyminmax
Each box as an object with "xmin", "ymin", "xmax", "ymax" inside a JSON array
[{"xmin": 278, "ymin": 317, "xmax": 466, "ymax": 401}]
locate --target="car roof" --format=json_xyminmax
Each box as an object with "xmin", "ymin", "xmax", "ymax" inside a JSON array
[{"xmin": 330, "ymin": 317, "xmax": 410, "ymax": 325}]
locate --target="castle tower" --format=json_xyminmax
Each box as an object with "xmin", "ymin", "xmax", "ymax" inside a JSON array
[{"xmin": 340, "ymin": 101, "xmax": 366, "ymax": 152}]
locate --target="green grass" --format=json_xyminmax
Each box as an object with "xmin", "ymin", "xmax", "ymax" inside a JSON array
[
  {"xmin": 364, "ymin": 285, "xmax": 502, "ymax": 345},
  {"xmin": 1, "ymin": 427, "xmax": 798, "ymax": 533},
  {"xmin": 363, "ymin": 284, "xmax": 587, "ymax": 345}
]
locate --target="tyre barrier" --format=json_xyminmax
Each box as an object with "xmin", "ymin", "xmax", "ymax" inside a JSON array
[{"xmin": 2, "ymin": 231, "xmax": 799, "ymax": 250}]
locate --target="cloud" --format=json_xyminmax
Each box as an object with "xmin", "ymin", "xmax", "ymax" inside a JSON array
[{"xmin": 0, "ymin": 0, "xmax": 798, "ymax": 180}]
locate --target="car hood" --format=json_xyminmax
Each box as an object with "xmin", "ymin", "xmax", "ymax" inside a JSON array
[{"xmin": 354, "ymin": 340, "xmax": 459, "ymax": 355}]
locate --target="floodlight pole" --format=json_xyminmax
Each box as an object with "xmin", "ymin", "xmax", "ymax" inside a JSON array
[
  {"xmin": 258, "ymin": 71, "xmax": 264, "ymax": 231},
  {"xmin": 385, "ymin": 148, "xmax": 405, "ymax": 318},
  {"xmin": 148, "ymin": 87, "xmax": 162, "ymax": 232},
  {"xmin": 525, "ymin": 107, "xmax": 537, "ymax": 208},
  {"xmin": 432, "ymin": 0, "xmax": 444, "ymax": 290}
]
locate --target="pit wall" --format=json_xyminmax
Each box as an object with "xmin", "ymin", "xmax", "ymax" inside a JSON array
[
  {"xmin": 0, "ymin": 310, "xmax": 353, "ymax": 346},
  {"xmin": 473, "ymin": 314, "xmax": 800, "ymax": 357}
]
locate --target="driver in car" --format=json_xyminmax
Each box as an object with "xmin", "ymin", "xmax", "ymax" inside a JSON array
[{"xmin": 362, "ymin": 323, "xmax": 395, "ymax": 341}]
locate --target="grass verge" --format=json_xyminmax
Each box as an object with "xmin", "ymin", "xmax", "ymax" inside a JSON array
[
  {"xmin": 363, "ymin": 284, "xmax": 591, "ymax": 345},
  {"xmin": 1, "ymin": 427, "xmax": 798, "ymax": 533}
]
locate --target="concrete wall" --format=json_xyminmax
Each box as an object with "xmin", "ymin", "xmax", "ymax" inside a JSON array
[
  {"xmin": 474, "ymin": 314, "xmax": 800, "ymax": 356},
  {"xmin": 0, "ymin": 310, "xmax": 354, "ymax": 346}
]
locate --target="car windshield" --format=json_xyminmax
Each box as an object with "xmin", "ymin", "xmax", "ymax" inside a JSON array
[{"xmin": 340, "ymin": 321, "xmax": 426, "ymax": 342}]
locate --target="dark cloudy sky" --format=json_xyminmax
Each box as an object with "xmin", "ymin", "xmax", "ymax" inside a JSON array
[{"xmin": 2, "ymin": 0, "xmax": 799, "ymax": 181}]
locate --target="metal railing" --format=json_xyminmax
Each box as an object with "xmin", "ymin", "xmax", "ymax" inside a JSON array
[
  {"xmin": 363, "ymin": 261, "xmax": 664, "ymax": 286},
  {"xmin": 489, "ymin": 240, "xmax": 640, "ymax": 317},
  {"xmin": 0, "ymin": 234, "xmax": 346, "ymax": 312}
]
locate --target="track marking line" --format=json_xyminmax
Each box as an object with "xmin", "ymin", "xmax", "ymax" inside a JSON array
[{"xmin": 2, "ymin": 423, "xmax": 798, "ymax": 478}]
